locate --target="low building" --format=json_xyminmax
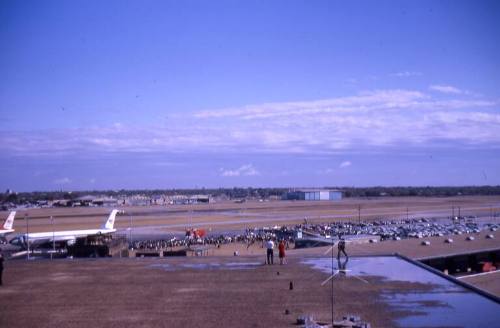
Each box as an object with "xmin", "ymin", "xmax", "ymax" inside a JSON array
[
  {"xmin": 169, "ymin": 195, "xmax": 211, "ymax": 205},
  {"xmin": 283, "ymin": 189, "xmax": 342, "ymax": 201}
]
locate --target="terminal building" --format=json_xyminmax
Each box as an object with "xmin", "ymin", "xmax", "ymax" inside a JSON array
[{"xmin": 283, "ymin": 189, "xmax": 342, "ymax": 201}]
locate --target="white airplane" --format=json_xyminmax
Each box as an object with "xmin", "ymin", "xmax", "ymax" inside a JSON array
[
  {"xmin": 0, "ymin": 211, "xmax": 16, "ymax": 242},
  {"xmin": 10, "ymin": 209, "xmax": 121, "ymax": 248}
]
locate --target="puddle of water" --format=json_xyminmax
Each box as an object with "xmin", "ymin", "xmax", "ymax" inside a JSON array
[
  {"xmin": 181, "ymin": 263, "xmax": 221, "ymax": 269},
  {"xmin": 149, "ymin": 261, "xmax": 262, "ymax": 272},
  {"xmin": 302, "ymin": 256, "xmax": 499, "ymax": 328},
  {"xmin": 224, "ymin": 262, "xmax": 262, "ymax": 270},
  {"xmin": 149, "ymin": 263, "xmax": 175, "ymax": 271},
  {"xmin": 302, "ymin": 257, "xmax": 456, "ymax": 285},
  {"xmin": 387, "ymin": 291, "xmax": 499, "ymax": 327}
]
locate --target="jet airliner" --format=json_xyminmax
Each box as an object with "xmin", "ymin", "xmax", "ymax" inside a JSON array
[{"xmin": 10, "ymin": 209, "xmax": 121, "ymax": 248}]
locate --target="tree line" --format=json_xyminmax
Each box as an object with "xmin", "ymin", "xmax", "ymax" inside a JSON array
[{"xmin": 2, "ymin": 185, "xmax": 500, "ymax": 206}]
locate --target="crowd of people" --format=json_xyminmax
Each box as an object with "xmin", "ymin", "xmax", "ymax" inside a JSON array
[{"xmin": 129, "ymin": 227, "xmax": 295, "ymax": 253}]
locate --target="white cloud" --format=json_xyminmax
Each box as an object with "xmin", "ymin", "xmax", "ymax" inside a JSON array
[
  {"xmin": 391, "ymin": 71, "xmax": 422, "ymax": 78},
  {"xmin": 1, "ymin": 89, "xmax": 498, "ymax": 157},
  {"xmin": 339, "ymin": 161, "xmax": 352, "ymax": 168},
  {"xmin": 220, "ymin": 164, "xmax": 260, "ymax": 177},
  {"xmin": 53, "ymin": 177, "xmax": 71, "ymax": 185},
  {"xmin": 194, "ymin": 89, "xmax": 427, "ymax": 119},
  {"xmin": 429, "ymin": 84, "xmax": 463, "ymax": 94}
]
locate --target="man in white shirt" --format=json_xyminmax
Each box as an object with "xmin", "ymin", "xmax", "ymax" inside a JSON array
[{"xmin": 265, "ymin": 239, "xmax": 275, "ymax": 265}]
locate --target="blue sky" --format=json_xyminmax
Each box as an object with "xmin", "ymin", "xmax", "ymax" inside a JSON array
[{"xmin": 1, "ymin": 0, "xmax": 500, "ymax": 191}]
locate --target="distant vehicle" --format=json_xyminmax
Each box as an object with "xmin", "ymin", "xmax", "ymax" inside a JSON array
[
  {"xmin": 10, "ymin": 209, "xmax": 121, "ymax": 248},
  {"xmin": 0, "ymin": 211, "xmax": 16, "ymax": 242}
]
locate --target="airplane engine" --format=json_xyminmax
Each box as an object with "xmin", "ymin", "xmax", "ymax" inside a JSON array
[{"xmin": 9, "ymin": 236, "xmax": 25, "ymax": 247}]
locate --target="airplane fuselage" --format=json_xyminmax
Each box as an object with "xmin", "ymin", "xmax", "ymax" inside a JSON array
[
  {"xmin": 10, "ymin": 228, "xmax": 116, "ymax": 247},
  {"xmin": 0, "ymin": 229, "xmax": 15, "ymax": 236},
  {"xmin": 26, "ymin": 228, "xmax": 116, "ymax": 240}
]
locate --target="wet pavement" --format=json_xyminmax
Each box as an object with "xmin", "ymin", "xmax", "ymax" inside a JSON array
[
  {"xmin": 303, "ymin": 256, "xmax": 499, "ymax": 328},
  {"xmin": 150, "ymin": 261, "xmax": 262, "ymax": 271}
]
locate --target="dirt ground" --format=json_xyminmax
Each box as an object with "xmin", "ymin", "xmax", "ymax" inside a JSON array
[{"xmin": 0, "ymin": 256, "xmax": 438, "ymax": 328}]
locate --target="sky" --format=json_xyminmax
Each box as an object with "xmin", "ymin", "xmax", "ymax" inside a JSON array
[{"xmin": 1, "ymin": 0, "xmax": 500, "ymax": 191}]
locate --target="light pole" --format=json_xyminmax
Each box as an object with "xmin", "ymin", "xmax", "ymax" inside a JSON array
[
  {"xmin": 52, "ymin": 216, "xmax": 55, "ymax": 259},
  {"xmin": 25, "ymin": 213, "xmax": 30, "ymax": 260},
  {"xmin": 331, "ymin": 234, "xmax": 335, "ymax": 327},
  {"xmin": 129, "ymin": 212, "xmax": 132, "ymax": 243}
]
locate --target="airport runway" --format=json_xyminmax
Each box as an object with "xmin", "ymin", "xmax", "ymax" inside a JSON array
[{"xmin": 2, "ymin": 196, "xmax": 499, "ymax": 235}]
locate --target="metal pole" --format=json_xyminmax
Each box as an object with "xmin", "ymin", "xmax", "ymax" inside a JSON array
[
  {"xmin": 406, "ymin": 207, "xmax": 409, "ymax": 220},
  {"xmin": 331, "ymin": 234, "xmax": 334, "ymax": 327},
  {"xmin": 52, "ymin": 216, "xmax": 55, "ymax": 259},
  {"xmin": 25, "ymin": 213, "xmax": 30, "ymax": 260},
  {"xmin": 129, "ymin": 212, "xmax": 132, "ymax": 243},
  {"xmin": 358, "ymin": 205, "xmax": 361, "ymax": 224}
]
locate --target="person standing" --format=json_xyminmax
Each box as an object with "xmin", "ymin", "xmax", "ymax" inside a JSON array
[
  {"xmin": 278, "ymin": 239, "xmax": 286, "ymax": 265},
  {"xmin": 0, "ymin": 252, "xmax": 4, "ymax": 286},
  {"xmin": 337, "ymin": 235, "xmax": 348, "ymax": 260},
  {"xmin": 265, "ymin": 238, "xmax": 275, "ymax": 265}
]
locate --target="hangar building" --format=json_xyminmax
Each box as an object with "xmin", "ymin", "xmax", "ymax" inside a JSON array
[{"xmin": 283, "ymin": 189, "xmax": 342, "ymax": 201}]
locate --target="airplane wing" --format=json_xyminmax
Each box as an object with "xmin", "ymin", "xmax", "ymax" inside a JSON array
[
  {"xmin": 28, "ymin": 235, "xmax": 77, "ymax": 246},
  {"xmin": 51, "ymin": 235, "xmax": 77, "ymax": 243}
]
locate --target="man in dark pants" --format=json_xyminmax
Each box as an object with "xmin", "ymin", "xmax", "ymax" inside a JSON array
[
  {"xmin": 265, "ymin": 238, "xmax": 275, "ymax": 265},
  {"xmin": 337, "ymin": 235, "xmax": 348, "ymax": 260},
  {"xmin": 0, "ymin": 252, "xmax": 4, "ymax": 286}
]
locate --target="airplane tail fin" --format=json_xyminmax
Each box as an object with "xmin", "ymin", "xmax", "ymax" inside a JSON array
[
  {"xmin": 3, "ymin": 211, "xmax": 16, "ymax": 230},
  {"xmin": 101, "ymin": 209, "xmax": 119, "ymax": 230}
]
